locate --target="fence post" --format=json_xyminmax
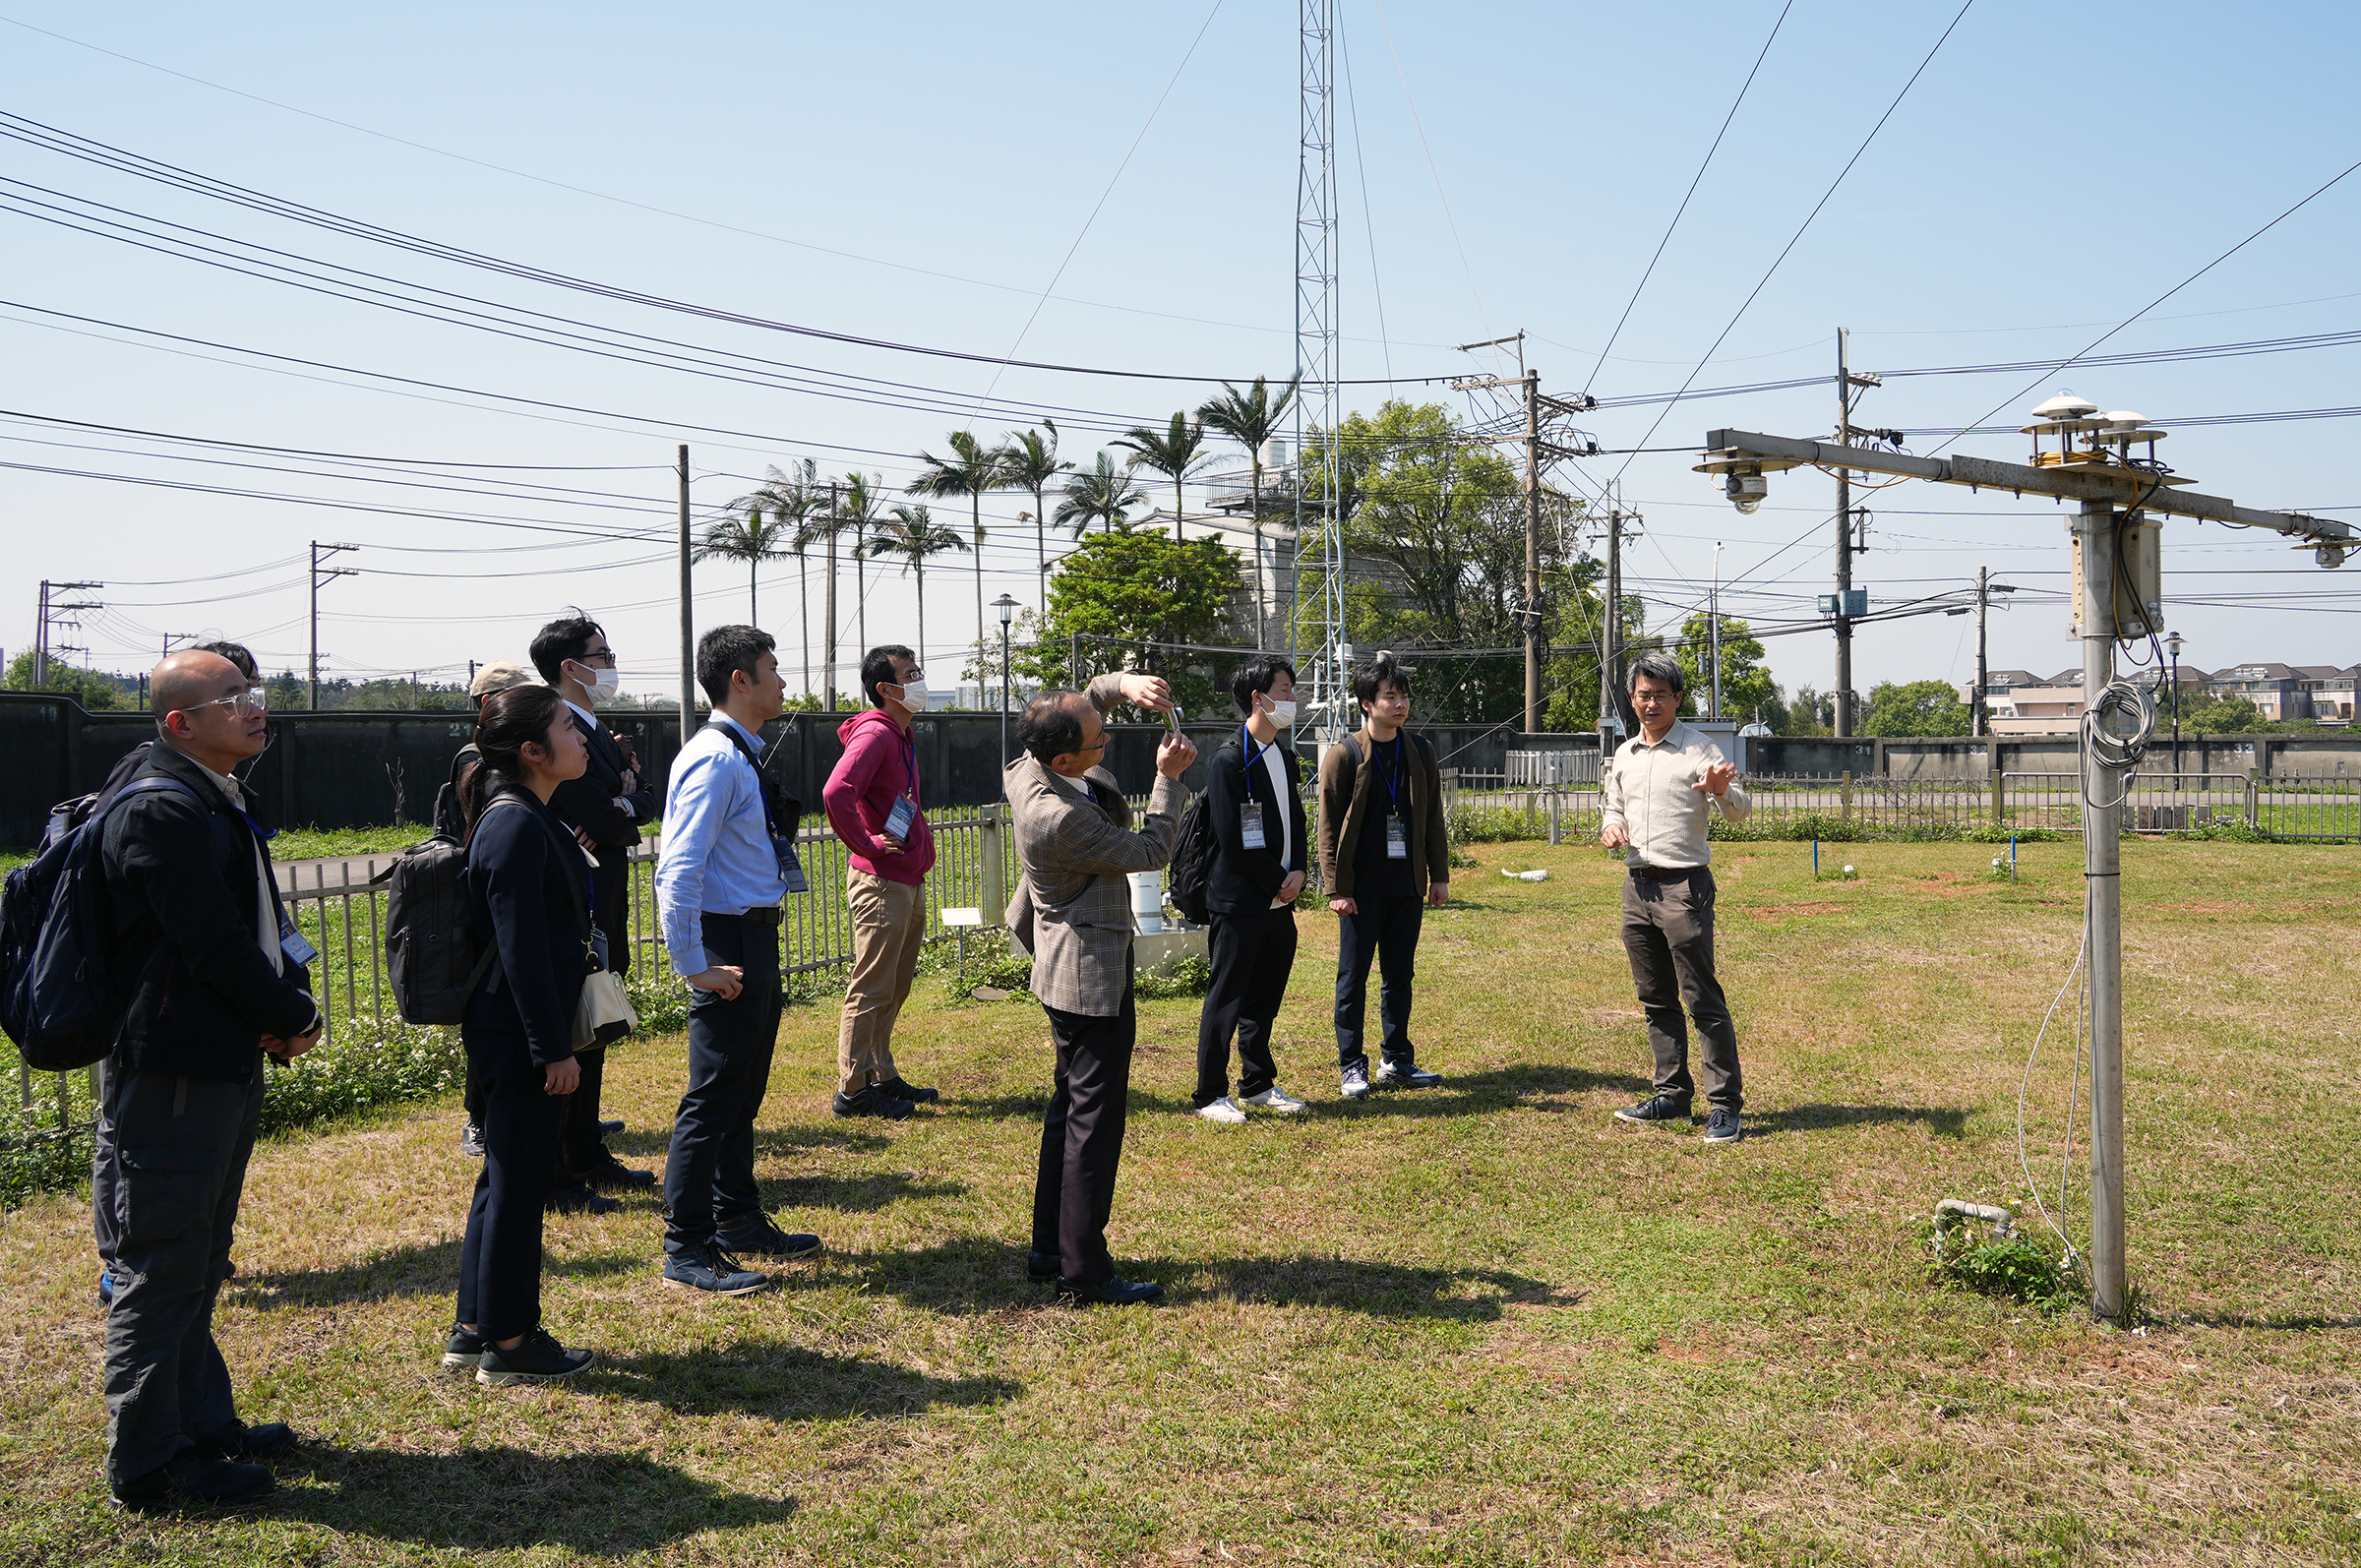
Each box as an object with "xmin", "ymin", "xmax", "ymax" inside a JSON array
[
  {"xmin": 1547, "ymin": 790, "xmax": 1561, "ymax": 846},
  {"xmin": 2245, "ymin": 767, "xmax": 2260, "ymax": 830},
  {"xmin": 981, "ymin": 806, "xmax": 1006, "ymax": 929},
  {"xmin": 1841, "ymin": 770, "xmax": 1854, "ymax": 825},
  {"xmin": 1991, "ymin": 768, "xmax": 2005, "ymax": 826}
]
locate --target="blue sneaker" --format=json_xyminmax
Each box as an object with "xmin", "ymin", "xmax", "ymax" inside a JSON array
[
  {"xmin": 662, "ymin": 1243, "xmax": 769, "ymax": 1297},
  {"xmin": 1702, "ymin": 1109, "xmax": 1743, "ymax": 1144},
  {"xmin": 97, "ymin": 1267, "xmax": 119, "ymax": 1308}
]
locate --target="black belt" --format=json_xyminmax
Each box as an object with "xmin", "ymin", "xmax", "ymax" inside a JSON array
[
  {"xmin": 710, "ymin": 906, "xmax": 783, "ymax": 927},
  {"xmin": 1628, "ymin": 864, "xmax": 1699, "ymax": 881}
]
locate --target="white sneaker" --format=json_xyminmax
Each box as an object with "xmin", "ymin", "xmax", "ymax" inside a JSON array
[
  {"xmin": 1241, "ymin": 1086, "xmax": 1308, "ymax": 1115},
  {"xmin": 1195, "ymin": 1097, "xmax": 1247, "ymax": 1124}
]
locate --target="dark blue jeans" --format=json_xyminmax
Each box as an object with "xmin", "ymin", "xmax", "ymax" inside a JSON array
[
  {"xmin": 662, "ymin": 914, "xmax": 781, "ymax": 1255},
  {"xmin": 1334, "ymin": 893, "xmax": 1424, "ymax": 1071},
  {"xmin": 455, "ymin": 1063, "xmax": 567, "ymax": 1341}
]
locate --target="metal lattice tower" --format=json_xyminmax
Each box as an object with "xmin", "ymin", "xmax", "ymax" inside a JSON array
[{"xmin": 1291, "ymin": 0, "xmax": 1347, "ymax": 737}]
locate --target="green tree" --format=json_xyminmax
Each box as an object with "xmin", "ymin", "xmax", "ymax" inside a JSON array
[
  {"xmin": 908, "ymin": 431, "xmax": 1008, "ymax": 656},
  {"xmin": 1054, "ymin": 452, "xmax": 1147, "ymax": 537},
  {"xmin": 2176, "ymin": 691, "xmax": 2269, "ymax": 733},
  {"xmin": 1861, "ymin": 679, "xmax": 1970, "ymax": 737},
  {"xmin": 1674, "ymin": 613, "xmax": 1782, "ymax": 724},
  {"xmin": 861, "ymin": 503, "xmax": 967, "ymax": 668},
  {"xmin": 1196, "ymin": 376, "xmax": 1299, "ymax": 643},
  {"xmin": 997, "ymin": 422, "xmax": 1070, "ymax": 610},
  {"xmin": 1015, "ymin": 523, "xmax": 1244, "ymax": 714},
  {"xmin": 4, "ymin": 649, "xmax": 126, "ymax": 708},
  {"xmin": 694, "ymin": 493, "xmax": 796, "ymax": 624},
  {"xmin": 733, "ymin": 460, "xmax": 821, "ymax": 694},
  {"xmin": 1112, "ymin": 412, "xmax": 1211, "ymax": 542},
  {"xmin": 833, "ymin": 472, "xmax": 891, "ymax": 656}
]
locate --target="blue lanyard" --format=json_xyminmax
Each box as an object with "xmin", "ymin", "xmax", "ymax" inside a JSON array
[
  {"xmin": 1373, "ymin": 734, "xmax": 1404, "ymax": 814},
  {"xmin": 900, "ymin": 730, "xmax": 919, "ymax": 801},
  {"xmin": 1241, "ymin": 723, "xmax": 1276, "ymax": 782}
]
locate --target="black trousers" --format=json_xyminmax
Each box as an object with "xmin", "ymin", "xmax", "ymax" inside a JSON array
[
  {"xmin": 1032, "ymin": 976, "xmax": 1136, "ymax": 1285},
  {"xmin": 557, "ymin": 850, "xmax": 633, "ymax": 1175},
  {"xmin": 1193, "ymin": 904, "xmax": 1298, "ymax": 1106},
  {"xmin": 1620, "ymin": 870, "xmax": 1742, "ymax": 1112},
  {"xmin": 662, "ymin": 913, "xmax": 781, "ymax": 1255},
  {"xmin": 101, "ymin": 1058, "xmax": 264, "ymax": 1487},
  {"xmin": 1334, "ymin": 893, "xmax": 1423, "ymax": 1071},
  {"xmin": 91, "ymin": 1055, "xmax": 123, "ymax": 1278},
  {"xmin": 455, "ymin": 1063, "xmax": 567, "ymax": 1341}
]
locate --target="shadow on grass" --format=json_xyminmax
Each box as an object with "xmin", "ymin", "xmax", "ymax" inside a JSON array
[
  {"xmin": 276, "ymin": 1446, "xmax": 794, "ymax": 1550},
  {"xmin": 227, "ymin": 1243, "xmax": 640, "ymax": 1309},
  {"xmin": 2164, "ymin": 1311, "xmax": 2361, "ymax": 1331},
  {"xmin": 842, "ymin": 1235, "xmax": 1557, "ymax": 1322},
  {"xmin": 590, "ymin": 1338, "xmax": 1020, "ymax": 1417},
  {"xmin": 1747, "ymin": 1104, "xmax": 1971, "ymax": 1139},
  {"xmin": 610, "ymin": 1122, "xmax": 892, "ymax": 1160},
  {"xmin": 942, "ymin": 1064, "xmax": 1650, "ymax": 1125},
  {"xmin": 760, "ymin": 1171, "xmax": 971, "ymax": 1213}
]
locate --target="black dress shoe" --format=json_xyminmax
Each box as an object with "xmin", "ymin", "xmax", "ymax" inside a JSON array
[
  {"xmin": 578, "ymin": 1154, "xmax": 655, "ymax": 1191},
  {"xmin": 1026, "ymin": 1250, "xmax": 1059, "ymax": 1284},
  {"xmin": 598, "ymin": 1118, "xmax": 625, "ymax": 1135},
  {"xmin": 715, "ymin": 1214, "xmax": 823, "ymax": 1260},
  {"xmin": 1613, "ymin": 1093, "xmax": 1693, "ymax": 1125},
  {"xmin": 1057, "ymin": 1274, "xmax": 1165, "ymax": 1307},
  {"xmin": 832, "ymin": 1086, "xmax": 914, "ymax": 1120},
  {"xmin": 192, "ymin": 1419, "xmax": 296, "ymax": 1462},
  {"xmin": 546, "ymin": 1183, "xmax": 621, "ymax": 1215},
  {"xmin": 879, "ymin": 1075, "xmax": 939, "ymax": 1105},
  {"xmin": 111, "ymin": 1452, "xmax": 274, "ymax": 1512}
]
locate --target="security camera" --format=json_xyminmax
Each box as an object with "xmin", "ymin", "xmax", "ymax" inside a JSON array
[{"xmin": 1725, "ymin": 470, "xmax": 1768, "ymax": 514}]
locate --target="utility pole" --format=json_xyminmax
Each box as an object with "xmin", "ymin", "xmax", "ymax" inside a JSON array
[
  {"xmin": 678, "ymin": 445, "xmax": 696, "ymax": 743},
  {"xmin": 1597, "ymin": 500, "xmax": 1625, "ymax": 759},
  {"xmin": 822, "ymin": 479, "xmax": 841, "ymax": 712},
  {"xmin": 1973, "ymin": 566, "xmax": 1989, "ymax": 739},
  {"xmin": 1697, "ymin": 412, "xmax": 2353, "ymax": 1323},
  {"xmin": 34, "ymin": 580, "xmax": 104, "ymax": 689},
  {"xmin": 1834, "ymin": 332, "xmax": 1854, "ymax": 738},
  {"xmin": 308, "ymin": 542, "xmax": 358, "ymax": 711}
]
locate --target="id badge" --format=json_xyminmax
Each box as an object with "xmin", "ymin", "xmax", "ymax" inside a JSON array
[
  {"xmin": 277, "ymin": 913, "xmax": 319, "ymax": 968},
  {"xmin": 1385, "ymin": 815, "xmax": 1409, "ymax": 859},
  {"xmin": 884, "ymin": 796, "xmax": 917, "ymax": 843},
  {"xmin": 1240, "ymin": 804, "xmax": 1267, "ymax": 851},
  {"xmin": 774, "ymin": 834, "xmax": 811, "ymax": 896}
]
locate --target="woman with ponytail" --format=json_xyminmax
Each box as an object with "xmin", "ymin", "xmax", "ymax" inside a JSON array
[{"xmin": 443, "ymin": 685, "xmax": 599, "ymax": 1385}]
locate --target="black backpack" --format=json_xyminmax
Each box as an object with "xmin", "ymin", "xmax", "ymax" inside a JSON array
[
  {"xmin": 2, "ymin": 776, "xmax": 208, "ymax": 1070},
  {"xmin": 1166, "ymin": 791, "xmax": 1218, "ymax": 926},
  {"xmin": 383, "ymin": 827, "xmax": 487, "ymax": 1027}
]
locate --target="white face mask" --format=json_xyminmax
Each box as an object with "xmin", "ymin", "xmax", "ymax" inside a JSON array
[
  {"xmin": 575, "ymin": 663, "xmax": 621, "ymax": 704},
  {"xmin": 891, "ymin": 678, "xmax": 929, "ymax": 711},
  {"xmin": 1264, "ymin": 697, "xmax": 1298, "ymax": 729}
]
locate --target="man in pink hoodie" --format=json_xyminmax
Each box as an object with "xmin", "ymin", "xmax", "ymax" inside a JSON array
[{"xmin": 821, "ymin": 646, "xmax": 939, "ymax": 1117}]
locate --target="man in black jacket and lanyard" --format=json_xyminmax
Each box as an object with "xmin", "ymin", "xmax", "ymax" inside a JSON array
[
  {"xmin": 529, "ymin": 615, "xmax": 656, "ymax": 1194},
  {"xmin": 1190, "ymin": 655, "xmax": 1310, "ymax": 1123},
  {"xmin": 99, "ymin": 651, "xmax": 321, "ymax": 1510}
]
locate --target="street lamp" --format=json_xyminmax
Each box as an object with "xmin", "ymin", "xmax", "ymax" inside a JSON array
[
  {"xmin": 2165, "ymin": 630, "xmax": 2185, "ymax": 778},
  {"xmin": 994, "ymin": 593, "xmax": 1019, "ymax": 764}
]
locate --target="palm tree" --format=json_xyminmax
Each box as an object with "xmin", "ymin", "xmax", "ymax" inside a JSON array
[
  {"xmin": 695, "ymin": 493, "xmax": 795, "ymax": 624},
  {"xmin": 1112, "ymin": 412, "xmax": 1211, "ymax": 542},
  {"xmin": 793, "ymin": 474, "xmax": 863, "ymax": 707},
  {"xmin": 909, "ymin": 430, "xmax": 1008, "ymax": 659},
  {"xmin": 862, "ymin": 503, "xmax": 968, "ymax": 669},
  {"xmin": 1054, "ymin": 452, "xmax": 1147, "ymax": 537},
  {"xmin": 997, "ymin": 420, "xmax": 1070, "ymax": 611},
  {"xmin": 1197, "ymin": 376, "xmax": 1300, "ymax": 645},
  {"xmin": 730, "ymin": 459, "xmax": 818, "ymax": 694},
  {"xmin": 835, "ymin": 472, "xmax": 889, "ymax": 660}
]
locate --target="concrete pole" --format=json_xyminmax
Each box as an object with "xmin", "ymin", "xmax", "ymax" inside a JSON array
[
  {"xmin": 2078, "ymin": 499, "xmax": 2127, "ymax": 1321},
  {"xmin": 1710, "ymin": 540, "xmax": 1724, "ymax": 720},
  {"xmin": 308, "ymin": 541, "xmax": 321, "ymax": 713},
  {"xmin": 33, "ymin": 580, "xmax": 48, "ymax": 688},
  {"xmin": 1834, "ymin": 331, "xmax": 1854, "ymax": 738},
  {"xmin": 1523, "ymin": 370, "xmax": 1543, "ymax": 735},
  {"xmin": 822, "ymin": 481, "xmax": 840, "ymax": 712},
  {"xmin": 1974, "ymin": 565, "xmax": 1988, "ymax": 739},
  {"xmin": 678, "ymin": 445, "xmax": 696, "ymax": 744}
]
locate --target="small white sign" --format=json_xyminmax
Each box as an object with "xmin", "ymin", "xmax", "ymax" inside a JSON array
[{"xmin": 941, "ymin": 907, "xmax": 985, "ymax": 928}]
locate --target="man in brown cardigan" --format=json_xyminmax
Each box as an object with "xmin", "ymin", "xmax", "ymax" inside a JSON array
[{"xmin": 1315, "ymin": 652, "xmax": 1451, "ymax": 1101}]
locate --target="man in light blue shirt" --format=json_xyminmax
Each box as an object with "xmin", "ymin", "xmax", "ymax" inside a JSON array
[{"xmin": 655, "ymin": 626, "xmax": 821, "ymax": 1294}]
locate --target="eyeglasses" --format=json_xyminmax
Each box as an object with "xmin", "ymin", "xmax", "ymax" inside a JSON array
[
  {"xmin": 180, "ymin": 687, "xmax": 269, "ymax": 719},
  {"xmin": 574, "ymin": 648, "xmax": 618, "ymax": 667}
]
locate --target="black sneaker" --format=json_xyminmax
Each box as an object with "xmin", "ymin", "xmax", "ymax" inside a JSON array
[
  {"xmin": 578, "ymin": 1154, "xmax": 655, "ymax": 1191},
  {"xmin": 111, "ymin": 1453, "xmax": 274, "ymax": 1512},
  {"xmin": 1702, "ymin": 1108, "xmax": 1743, "ymax": 1144},
  {"xmin": 1026, "ymin": 1249, "xmax": 1059, "ymax": 1284},
  {"xmin": 879, "ymin": 1075, "xmax": 939, "ymax": 1105},
  {"xmin": 715, "ymin": 1214, "xmax": 823, "ymax": 1260},
  {"xmin": 662, "ymin": 1243, "xmax": 769, "ymax": 1297},
  {"xmin": 443, "ymin": 1327, "xmax": 489, "ymax": 1371},
  {"xmin": 191, "ymin": 1419, "xmax": 296, "ymax": 1462},
  {"xmin": 1613, "ymin": 1094, "xmax": 1693, "ymax": 1125},
  {"xmin": 1057, "ymin": 1274, "xmax": 1165, "ymax": 1307},
  {"xmin": 598, "ymin": 1118, "xmax": 625, "ymax": 1135},
  {"xmin": 476, "ymin": 1328, "xmax": 593, "ymax": 1386},
  {"xmin": 1374, "ymin": 1059, "xmax": 1442, "ymax": 1089},
  {"xmin": 832, "ymin": 1086, "xmax": 914, "ymax": 1120},
  {"xmin": 546, "ymin": 1182, "xmax": 620, "ymax": 1216},
  {"xmin": 459, "ymin": 1121, "xmax": 486, "ymax": 1159}
]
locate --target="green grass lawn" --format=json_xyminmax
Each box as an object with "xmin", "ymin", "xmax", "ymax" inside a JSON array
[{"xmin": 4, "ymin": 839, "xmax": 2356, "ymax": 1565}]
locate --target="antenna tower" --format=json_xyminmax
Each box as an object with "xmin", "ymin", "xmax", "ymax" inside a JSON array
[{"xmin": 1291, "ymin": 0, "xmax": 1346, "ymax": 736}]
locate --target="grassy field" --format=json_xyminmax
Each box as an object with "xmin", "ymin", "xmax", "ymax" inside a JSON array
[{"xmin": 3, "ymin": 838, "xmax": 2355, "ymax": 1565}]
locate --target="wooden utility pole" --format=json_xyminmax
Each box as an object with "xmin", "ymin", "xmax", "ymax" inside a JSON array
[
  {"xmin": 822, "ymin": 480, "xmax": 841, "ymax": 712},
  {"xmin": 678, "ymin": 445, "xmax": 695, "ymax": 743},
  {"xmin": 308, "ymin": 541, "xmax": 357, "ymax": 712}
]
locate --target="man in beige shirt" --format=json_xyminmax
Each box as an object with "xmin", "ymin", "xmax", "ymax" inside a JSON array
[{"xmin": 1599, "ymin": 652, "xmax": 1751, "ymax": 1143}]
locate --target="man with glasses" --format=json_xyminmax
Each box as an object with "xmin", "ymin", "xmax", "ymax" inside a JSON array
[
  {"xmin": 97, "ymin": 651, "xmax": 321, "ymax": 1509},
  {"xmin": 529, "ymin": 614, "xmax": 655, "ymax": 1197},
  {"xmin": 1599, "ymin": 652, "xmax": 1752, "ymax": 1145},
  {"xmin": 820, "ymin": 646, "xmax": 940, "ymax": 1117},
  {"xmin": 1004, "ymin": 673, "xmax": 1193, "ymax": 1305}
]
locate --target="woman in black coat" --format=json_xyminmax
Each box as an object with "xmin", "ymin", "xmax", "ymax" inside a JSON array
[{"xmin": 444, "ymin": 685, "xmax": 598, "ymax": 1385}]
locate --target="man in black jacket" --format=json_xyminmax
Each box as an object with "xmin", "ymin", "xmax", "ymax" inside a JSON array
[
  {"xmin": 529, "ymin": 615, "xmax": 656, "ymax": 1194},
  {"xmin": 1190, "ymin": 655, "xmax": 1310, "ymax": 1123},
  {"xmin": 99, "ymin": 650, "xmax": 321, "ymax": 1510}
]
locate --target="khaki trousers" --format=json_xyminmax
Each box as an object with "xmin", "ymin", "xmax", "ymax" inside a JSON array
[{"xmin": 838, "ymin": 868, "xmax": 927, "ymax": 1095}]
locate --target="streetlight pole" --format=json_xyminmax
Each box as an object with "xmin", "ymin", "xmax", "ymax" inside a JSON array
[
  {"xmin": 994, "ymin": 594, "xmax": 1018, "ymax": 764},
  {"xmin": 2166, "ymin": 631, "xmax": 2185, "ymax": 778}
]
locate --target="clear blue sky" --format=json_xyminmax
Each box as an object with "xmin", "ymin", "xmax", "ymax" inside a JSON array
[{"xmin": 5, "ymin": 0, "xmax": 2357, "ymax": 704}]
